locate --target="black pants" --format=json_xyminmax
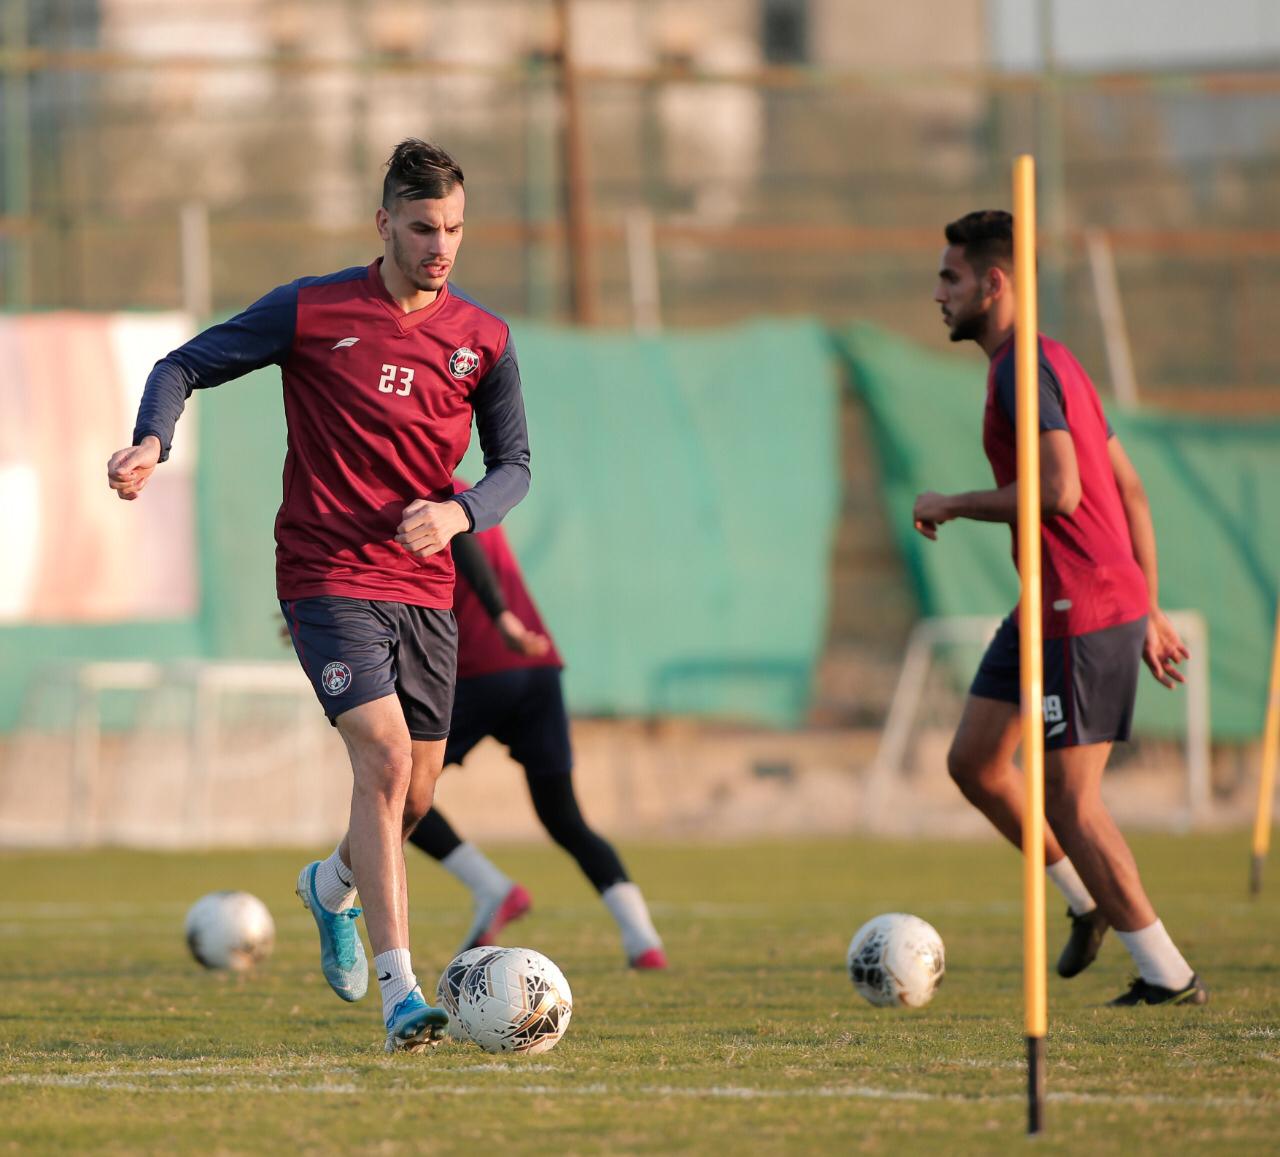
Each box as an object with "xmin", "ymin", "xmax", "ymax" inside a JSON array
[{"xmin": 407, "ymin": 667, "xmax": 628, "ymax": 893}]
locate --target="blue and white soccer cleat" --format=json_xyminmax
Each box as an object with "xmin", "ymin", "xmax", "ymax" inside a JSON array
[
  {"xmin": 383, "ymin": 988, "xmax": 450, "ymax": 1053},
  {"xmin": 296, "ymin": 861, "xmax": 368, "ymax": 1002}
]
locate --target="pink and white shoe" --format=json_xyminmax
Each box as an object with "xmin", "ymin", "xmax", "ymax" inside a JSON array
[
  {"xmin": 460, "ymin": 883, "xmax": 533, "ymax": 952},
  {"xmin": 630, "ymin": 947, "xmax": 669, "ymax": 970}
]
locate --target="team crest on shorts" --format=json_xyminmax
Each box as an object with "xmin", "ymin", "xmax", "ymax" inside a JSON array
[
  {"xmin": 321, "ymin": 661, "xmax": 352, "ymax": 696},
  {"xmin": 448, "ymin": 347, "xmax": 481, "ymax": 378}
]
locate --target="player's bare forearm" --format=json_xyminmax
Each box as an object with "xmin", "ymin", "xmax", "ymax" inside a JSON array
[
  {"xmin": 912, "ymin": 486, "xmax": 1008, "ymax": 539},
  {"xmin": 1108, "ymin": 436, "xmax": 1160, "ymax": 606},
  {"xmin": 913, "ymin": 431, "xmax": 1079, "ymax": 539},
  {"xmin": 928, "ymin": 484, "xmax": 1018, "ymax": 526},
  {"xmin": 1108, "ymin": 438, "xmax": 1189, "ymax": 687},
  {"xmin": 1122, "ymin": 488, "xmax": 1160, "ymax": 606},
  {"xmin": 913, "ymin": 482, "xmax": 1066, "ymax": 537},
  {"xmin": 1124, "ymin": 512, "xmax": 1189, "ymax": 687}
]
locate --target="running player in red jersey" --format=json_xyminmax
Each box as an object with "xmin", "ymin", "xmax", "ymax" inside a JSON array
[
  {"xmin": 407, "ymin": 479, "xmax": 667, "ymax": 970},
  {"xmin": 107, "ymin": 140, "xmax": 532, "ymax": 1049},
  {"xmin": 913, "ymin": 210, "xmax": 1206, "ymax": 1006}
]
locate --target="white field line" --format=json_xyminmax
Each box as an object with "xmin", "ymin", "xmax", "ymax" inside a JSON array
[
  {"xmin": 0, "ymin": 1071, "xmax": 1272, "ymax": 1111},
  {"xmin": 0, "ymin": 1061, "xmax": 556, "ymax": 1079}
]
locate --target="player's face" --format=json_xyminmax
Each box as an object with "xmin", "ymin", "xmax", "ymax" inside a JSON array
[
  {"xmin": 934, "ymin": 245, "xmax": 989, "ymax": 343},
  {"xmin": 378, "ymin": 185, "xmax": 466, "ymax": 293}
]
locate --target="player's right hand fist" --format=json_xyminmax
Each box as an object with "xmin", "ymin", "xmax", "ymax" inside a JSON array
[{"xmin": 107, "ymin": 436, "xmax": 161, "ymax": 501}]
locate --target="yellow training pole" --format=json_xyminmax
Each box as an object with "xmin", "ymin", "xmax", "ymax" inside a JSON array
[
  {"xmin": 1013, "ymin": 154, "xmax": 1047, "ymax": 1136},
  {"xmin": 1250, "ymin": 598, "xmax": 1280, "ymax": 893}
]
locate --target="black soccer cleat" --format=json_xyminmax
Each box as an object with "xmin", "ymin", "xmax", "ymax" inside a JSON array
[
  {"xmin": 1057, "ymin": 906, "xmax": 1109, "ymax": 978},
  {"xmin": 1106, "ymin": 973, "xmax": 1209, "ymax": 1007}
]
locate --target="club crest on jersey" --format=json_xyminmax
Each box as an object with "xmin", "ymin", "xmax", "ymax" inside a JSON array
[
  {"xmin": 449, "ymin": 347, "xmax": 481, "ymax": 378},
  {"xmin": 321, "ymin": 662, "xmax": 352, "ymax": 696}
]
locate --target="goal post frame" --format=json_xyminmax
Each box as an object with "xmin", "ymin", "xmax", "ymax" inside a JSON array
[{"xmin": 866, "ymin": 611, "xmax": 1212, "ymax": 830}]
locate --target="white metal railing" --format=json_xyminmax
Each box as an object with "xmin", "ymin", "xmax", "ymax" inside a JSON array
[{"xmin": 61, "ymin": 661, "xmax": 326, "ymax": 847}]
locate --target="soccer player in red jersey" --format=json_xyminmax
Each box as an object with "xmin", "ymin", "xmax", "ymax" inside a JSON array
[
  {"xmin": 107, "ymin": 140, "xmax": 532, "ymax": 1048},
  {"xmin": 913, "ymin": 210, "xmax": 1206, "ymax": 1005},
  {"xmin": 406, "ymin": 479, "xmax": 667, "ymax": 970}
]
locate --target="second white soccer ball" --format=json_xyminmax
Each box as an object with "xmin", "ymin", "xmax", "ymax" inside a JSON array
[
  {"xmin": 456, "ymin": 946, "xmax": 573, "ymax": 1054},
  {"xmin": 846, "ymin": 913, "xmax": 945, "ymax": 1008},
  {"xmin": 184, "ymin": 890, "xmax": 275, "ymax": 972}
]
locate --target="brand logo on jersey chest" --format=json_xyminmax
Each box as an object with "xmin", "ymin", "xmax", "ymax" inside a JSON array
[{"xmin": 449, "ymin": 347, "xmax": 481, "ymax": 378}]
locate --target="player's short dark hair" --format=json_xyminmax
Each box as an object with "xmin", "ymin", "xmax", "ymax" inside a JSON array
[
  {"xmin": 382, "ymin": 139, "xmax": 464, "ymax": 209},
  {"xmin": 944, "ymin": 210, "xmax": 1014, "ymax": 275}
]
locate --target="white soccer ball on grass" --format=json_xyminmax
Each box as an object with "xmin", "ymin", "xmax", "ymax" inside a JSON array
[
  {"xmin": 456, "ymin": 946, "xmax": 573, "ymax": 1054},
  {"xmin": 846, "ymin": 913, "xmax": 945, "ymax": 1008},
  {"xmin": 436, "ymin": 946, "xmax": 506, "ymax": 1041},
  {"xmin": 184, "ymin": 891, "xmax": 275, "ymax": 972}
]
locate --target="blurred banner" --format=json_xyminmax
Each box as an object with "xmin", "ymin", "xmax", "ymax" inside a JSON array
[
  {"xmin": 0, "ymin": 313, "xmax": 198, "ymax": 624},
  {"xmin": 837, "ymin": 323, "xmax": 1280, "ymax": 740}
]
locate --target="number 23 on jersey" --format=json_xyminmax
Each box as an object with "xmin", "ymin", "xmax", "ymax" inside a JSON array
[{"xmin": 378, "ymin": 364, "xmax": 414, "ymax": 397}]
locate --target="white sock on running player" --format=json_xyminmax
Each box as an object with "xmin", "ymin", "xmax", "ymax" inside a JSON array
[
  {"xmin": 602, "ymin": 882, "xmax": 663, "ymax": 959},
  {"xmin": 374, "ymin": 948, "xmax": 419, "ymax": 1021},
  {"xmin": 1116, "ymin": 921, "xmax": 1195, "ymax": 990},
  {"xmin": 1046, "ymin": 857, "xmax": 1096, "ymax": 915},
  {"xmin": 314, "ymin": 846, "xmax": 357, "ymax": 913},
  {"xmin": 441, "ymin": 842, "xmax": 514, "ymax": 904}
]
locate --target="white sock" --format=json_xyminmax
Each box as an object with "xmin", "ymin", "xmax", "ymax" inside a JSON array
[
  {"xmin": 1046, "ymin": 858, "xmax": 1096, "ymax": 916},
  {"xmin": 314, "ymin": 846, "xmax": 357, "ymax": 913},
  {"xmin": 374, "ymin": 948, "xmax": 419, "ymax": 1022},
  {"xmin": 441, "ymin": 842, "xmax": 513, "ymax": 906},
  {"xmin": 1116, "ymin": 920, "xmax": 1195, "ymax": 990},
  {"xmin": 602, "ymin": 882, "xmax": 662, "ymax": 960}
]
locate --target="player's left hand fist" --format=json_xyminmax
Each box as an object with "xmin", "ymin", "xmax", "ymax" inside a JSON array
[
  {"xmin": 912, "ymin": 491, "xmax": 952, "ymax": 540},
  {"xmin": 396, "ymin": 497, "xmax": 470, "ymax": 559},
  {"xmin": 1143, "ymin": 608, "xmax": 1190, "ymax": 689}
]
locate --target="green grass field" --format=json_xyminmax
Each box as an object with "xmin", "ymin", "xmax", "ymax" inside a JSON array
[{"xmin": 3, "ymin": 832, "xmax": 1276, "ymax": 1154}]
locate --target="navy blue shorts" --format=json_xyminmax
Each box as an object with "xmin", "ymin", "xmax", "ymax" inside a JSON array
[
  {"xmin": 970, "ymin": 614, "xmax": 1147, "ymax": 750},
  {"xmin": 445, "ymin": 666, "xmax": 572, "ymax": 776},
  {"xmin": 281, "ymin": 596, "xmax": 457, "ymax": 740}
]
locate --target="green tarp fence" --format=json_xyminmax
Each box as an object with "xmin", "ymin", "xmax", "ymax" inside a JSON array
[
  {"xmin": 5, "ymin": 314, "xmax": 1275, "ymax": 739},
  {"xmin": 834, "ymin": 322, "xmax": 1280, "ymax": 741},
  {"xmin": 456, "ymin": 319, "xmax": 841, "ymax": 724},
  {"xmin": 1, "ymin": 317, "xmax": 840, "ymax": 730}
]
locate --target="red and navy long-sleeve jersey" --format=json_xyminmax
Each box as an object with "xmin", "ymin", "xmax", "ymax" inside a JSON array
[
  {"xmin": 984, "ymin": 334, "xmax": 1148, "ymax": 638},
  {"xmin": 132, "ymin": 259, "xmax": 530, "ymax": 609}
]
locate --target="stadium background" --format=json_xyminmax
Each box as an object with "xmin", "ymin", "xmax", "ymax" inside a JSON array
[{"xmin": 1, "ymin": 0, "xmax": 1278, "ymax": 848}]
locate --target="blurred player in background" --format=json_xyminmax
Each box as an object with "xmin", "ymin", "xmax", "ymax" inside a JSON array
[
  {"xmin": 408, "ymin": 479, "xmax": 667, "ymax": 970},
  {"xmin": 107, "ymin": 140, "xmax": 531, "ymax": 1049},
  {"xmin": 913, "ymin": 210, "xmax": 1205, "ymax": 1006}
]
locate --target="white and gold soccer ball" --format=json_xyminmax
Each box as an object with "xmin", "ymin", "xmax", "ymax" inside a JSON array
[
  {"xmin": 436, "ymin": 946, "xmax": 506, "ymax": 1041},
  {"xmin": 184, "ymin": 891, "xmax": 275, "ymax": 972},
  {"xmin": 456, "ymin": 947, "xmax": 573, "ymax": 1054},
  {"xmin": 846, "ymin": 913, "xmax": 945, "ymax": 1008}
]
